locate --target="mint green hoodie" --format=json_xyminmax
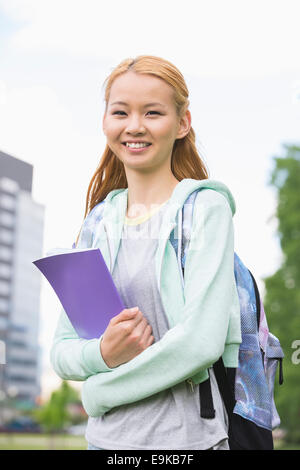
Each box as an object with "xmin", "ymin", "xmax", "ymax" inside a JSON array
[{"xmin": 50, "ymin": 178, "xmax": 241, "ymax": 417}]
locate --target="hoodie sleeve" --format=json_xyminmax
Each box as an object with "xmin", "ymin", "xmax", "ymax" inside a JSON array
[
  {"xmin": 81, "ymin": 191, "xmax": 242, "ymax": 417},
  {"xmin": 50, "ymin": 202, "xmax": 115, "ymax": 380}
]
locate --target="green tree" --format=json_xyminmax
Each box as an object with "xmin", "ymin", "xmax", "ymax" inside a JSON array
[
  {"xmin": 34, "ymin": 381, "xmax": 80, "ymax": 435},
  {"xmin": 262, "ymin": 143, "xmax": 300, "ymax": 444}
]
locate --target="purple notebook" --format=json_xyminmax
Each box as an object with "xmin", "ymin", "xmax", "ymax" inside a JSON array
[{"xmin": 33, "ymin": 247, "xmax": 125, "ymax": 339}]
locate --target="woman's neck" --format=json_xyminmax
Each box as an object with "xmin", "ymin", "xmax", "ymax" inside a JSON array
[{"xmin": 126, "ymin": 173, "xmax": 180, "ymax": 218}]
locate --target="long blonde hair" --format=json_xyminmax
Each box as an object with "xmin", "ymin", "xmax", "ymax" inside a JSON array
[{"xmin": 75, "ymin": 55, "xmax": 209, "ymax": 246}]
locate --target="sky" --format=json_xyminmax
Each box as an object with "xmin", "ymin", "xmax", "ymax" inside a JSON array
[{"xmin": 0, "ymin": 0, "xmax": 299, "ymax": 400}]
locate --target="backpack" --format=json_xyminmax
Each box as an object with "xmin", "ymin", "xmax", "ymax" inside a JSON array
[{"xmin": 169, "ymin": 189, "xmax": 284, "ymax": 450}]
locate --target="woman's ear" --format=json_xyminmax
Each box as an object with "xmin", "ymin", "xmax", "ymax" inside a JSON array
[{"xmin": 176, "ymin": 109, "xmax": 192, "ymax": 140}]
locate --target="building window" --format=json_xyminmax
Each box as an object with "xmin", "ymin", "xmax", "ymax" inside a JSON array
[
  {"xmin": 0, "ymin": 298, "xmax": 9, "ymax": 312},
  {"xmin": 0, "ymin": 194, "xmax": 15, "ymax": 211},
  {"xmin": 8, "ymin": 375, "xmax": 35, "ymax": 384},
  {"xmin": 0, "ymin": 178, "xmax": 18, "ymax": 194},
  {"xmin": 0, "ymin": 227, "xmax": 14, "ymax": 245},
  {"xmin": 0, "ymin": 315, "xmax": 8, "ymax": 330},
  {"xmin": 0, "ymin": 280, "xmax": 10, "ymax": 296},
  {"xmin": 9, "ymin": 358, "xmax": 37, "ymax": 367},
  {"xmin": 0, "ymin": 264, "xmax": 11, "ymax": 278},
  {"xmin": 0, "ymin": 211, "xmax": 14, "ymax": 228},
  {"xmin": 0, "ymin": 246, "xmax": 12, "ymax": 261}
]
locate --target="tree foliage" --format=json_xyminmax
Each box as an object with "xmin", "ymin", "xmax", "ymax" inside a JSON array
[
  {"xmin": 262, "ymin": 143, "xmax": 300, "ymax": 443},
  {"xmin": 34, "ymin": 381, "xmax": 80, "ymax": 434}
]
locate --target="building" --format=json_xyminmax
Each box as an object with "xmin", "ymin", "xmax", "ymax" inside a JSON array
[{"xmin": 0, "ymin": 150, "xmax": 45, "ymax": 407}]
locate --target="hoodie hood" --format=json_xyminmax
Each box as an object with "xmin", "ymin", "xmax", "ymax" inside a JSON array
[
  {"xmin": 164, "ymin": 178, "xmax": 236, "ymax": 291},
  {"xmin": 170, "ymin": 178, "xmax": 236, "ymax": 217}
]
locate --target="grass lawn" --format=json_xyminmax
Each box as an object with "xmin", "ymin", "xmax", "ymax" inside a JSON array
[
  {"xmin": 0, "ymin": 433, "xmax": 299, "ymax": 450},
  {"xmin": 0, "ymin": 433, "xmax": 87, "ymax": 450},
  {"xmin": 274, "ymin": 440, "xmax": 300, "ymax": 450}
]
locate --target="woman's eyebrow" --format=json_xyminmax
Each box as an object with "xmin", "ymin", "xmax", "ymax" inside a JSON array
[{"xmin": 110, "ymin": 101, "xmax": 166, "ymax": 108}]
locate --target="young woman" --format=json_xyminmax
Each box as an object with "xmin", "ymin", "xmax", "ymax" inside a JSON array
[{"xmin": 50, "ymin": 55, "xmax": 241, "ymax": 450}]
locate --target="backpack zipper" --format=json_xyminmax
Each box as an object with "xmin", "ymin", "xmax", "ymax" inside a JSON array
[{"xmin": 187, "ymin": 378, "xmax": 195, "ymax": 392}]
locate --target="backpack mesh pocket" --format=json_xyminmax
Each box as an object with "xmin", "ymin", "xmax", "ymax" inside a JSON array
[{"xmin": 234, "ymin": 333, "xmax": 274, "ymax": 430}]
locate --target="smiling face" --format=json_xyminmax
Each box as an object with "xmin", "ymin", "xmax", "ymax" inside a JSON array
[{"xmin": 102, "ymin": 71, "xmax": 190, "ymax": 175}]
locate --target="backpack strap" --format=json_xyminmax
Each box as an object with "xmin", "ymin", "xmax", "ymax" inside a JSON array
[
  {"xmin": 212, "ymin": 358, "xmax": 236, "ymax": 417},
  {"xmin": 198, "ymin": 372, "xmax": 216, "ymax": 419},
  {"xmin": 248, "ymin": 269, "xmax": 261, "ymax": 331}
]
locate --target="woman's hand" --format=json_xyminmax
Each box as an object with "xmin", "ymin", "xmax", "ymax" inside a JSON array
[{"xmin": 100, "ymin": 307, "xmax": 154, "ymax": 368}]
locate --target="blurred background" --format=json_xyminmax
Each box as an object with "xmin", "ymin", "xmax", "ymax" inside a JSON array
[{"xmin": 0, "ymin": 0, "xmax": 299, "ymax": 450}]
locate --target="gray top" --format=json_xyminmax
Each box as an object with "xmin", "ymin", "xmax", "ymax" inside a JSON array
[{"xmin": 85, "ymin": 201, "xmax": 229, "ymax": 450}]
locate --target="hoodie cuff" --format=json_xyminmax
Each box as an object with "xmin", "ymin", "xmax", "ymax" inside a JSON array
[
  {"xmin": 82, "ymin": 377, "xmax": 108, "ymax": 417},
  {"xmin": 189, "ymin": 368, "xmax": 209, "ymax": 386},
  {"xmin": 221, "ymin": 343, "xmax": 240, "ymax": 368},
  {"xmin": 82, "ymin": 335, "xmax": 115, "ymax": 374}
]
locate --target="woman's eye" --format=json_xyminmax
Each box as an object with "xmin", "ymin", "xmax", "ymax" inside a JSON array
[{"xmin": 112, "ymin": 111, "xmax": 161, "ymax": 116}]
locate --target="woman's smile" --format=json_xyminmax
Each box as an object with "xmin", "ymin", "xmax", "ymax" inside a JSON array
[{"xmin": 122, "ymin": 142, "xmax": 153, "ymax": 153}]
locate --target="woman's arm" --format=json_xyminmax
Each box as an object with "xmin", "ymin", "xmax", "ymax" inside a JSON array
[
  {"xmin": 50, "ymin": 308, "xmax": 115, "ymax": 381},
  {"xmin": 81, "ymin": 191, "xmax": 242, "ymax": 417}
]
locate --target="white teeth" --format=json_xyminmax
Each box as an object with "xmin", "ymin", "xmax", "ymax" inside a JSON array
[{"xmin": 126, "ymin": 142, "xmax": 150, "ymax": 148}]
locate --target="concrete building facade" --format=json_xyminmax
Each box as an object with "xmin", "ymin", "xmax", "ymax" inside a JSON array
[{"xmin": 0, "ymin": 150, "xmax": 44, "ymax": 405}]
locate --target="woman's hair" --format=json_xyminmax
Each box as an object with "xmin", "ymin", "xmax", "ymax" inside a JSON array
[{"xmin": 75, "ymin": 55, "xmax": 209, "ymax": 246}]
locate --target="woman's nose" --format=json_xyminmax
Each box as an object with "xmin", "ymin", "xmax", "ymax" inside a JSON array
[{"xmin": 125, "ymin": 115, "xmax": 145, "ymax": 133}]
